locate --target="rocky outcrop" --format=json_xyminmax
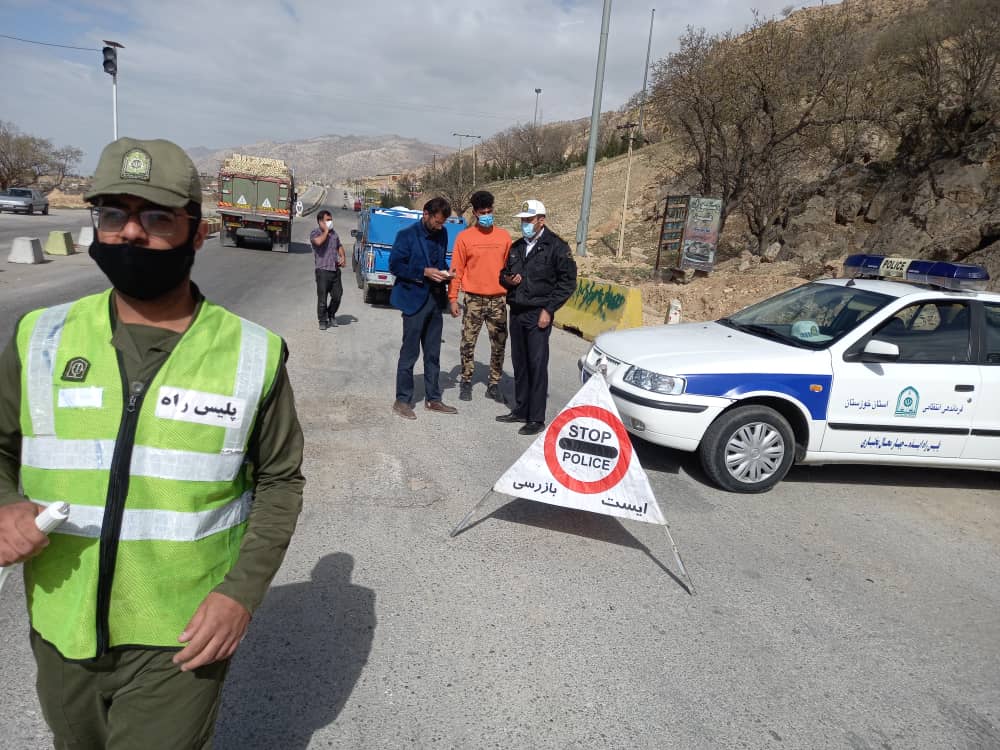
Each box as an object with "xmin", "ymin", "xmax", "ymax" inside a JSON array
[{"xmin": 763, "ymin": 133, "xmax": 1000, "ymax": 288}]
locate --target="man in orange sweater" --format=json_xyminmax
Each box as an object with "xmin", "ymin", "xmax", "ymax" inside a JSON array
[{"xmin": 449, "ymin": 190, "xmax": 512, "ymax": 402}]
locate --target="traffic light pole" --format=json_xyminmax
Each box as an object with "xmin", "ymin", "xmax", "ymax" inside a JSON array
[{"xmin": 112, "ymin": 73, "xmax": 118, "ymax": 140}]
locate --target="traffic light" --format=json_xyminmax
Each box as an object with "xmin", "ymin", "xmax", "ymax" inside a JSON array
[{"xmin": 102, "ymin": 46, "xmax": 117, "ymax": 76}]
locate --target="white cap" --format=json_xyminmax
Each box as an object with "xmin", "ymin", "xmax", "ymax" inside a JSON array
[{"xmin": 515, "ymin": 199, "xmax": 546, "ymax": 218}]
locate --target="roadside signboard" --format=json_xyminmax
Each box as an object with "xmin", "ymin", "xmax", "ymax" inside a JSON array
[
  {"xmin": 655, "ymin": 195, "xmax": 723, "ymax": 275},
  {"xmin": 679, "ymin": 197, "xmax": 723, "ymax": 272}
]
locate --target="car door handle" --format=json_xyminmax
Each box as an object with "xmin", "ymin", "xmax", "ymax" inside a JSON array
[{"xmin": 955, "ymin": 384, "xmax": 975, "ymax": 392}]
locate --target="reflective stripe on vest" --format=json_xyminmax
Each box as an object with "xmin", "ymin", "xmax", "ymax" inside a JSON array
[
  {"xmin": 26, "ymin": 302, "xmax": 73, "ymax": 437},
  {"xmin": 21, "ymin": 437, "xmax": 245, "ymax": 482},
  {"xmin": 21, "ymin": 310, "xmax": 271, "ymax": 484},
  {"xmin": 35, "ymin": 492, "xmax": 252, "ymax": 541}
]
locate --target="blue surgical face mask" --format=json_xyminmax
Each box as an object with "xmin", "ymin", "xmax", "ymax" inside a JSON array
[
  {"xmin": 477, "ymin": 214, "xmax": 494, "ymax": 229},
  {"xmin": 521, "ymin": 222, "xmax": 536, "ymax": 239}
]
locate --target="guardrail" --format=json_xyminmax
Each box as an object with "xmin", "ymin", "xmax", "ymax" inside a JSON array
[{"xmin": 300, "ymin": 186, "xmax": 327, "ymax": 217}]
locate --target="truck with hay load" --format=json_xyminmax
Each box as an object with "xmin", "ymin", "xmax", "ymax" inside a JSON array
[{"xmin": 217, "ymin": 154, "xmax": 296, "ymax": 251}]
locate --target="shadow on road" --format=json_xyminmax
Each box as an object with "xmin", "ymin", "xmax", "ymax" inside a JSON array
[
  {"xmin": 443, "ymin": 363, "xmax": 514, "ymax": 405},
  {"xmin": 785, "ymin": 463, "xmax": 999, "ymax": 491},
  {"xmin": 214, "ymin": 553, "xmax": 376, "ymax": 750},
  {"xmin": 463, "ymin": 497, "xmax": 689, "ymax": 593}
]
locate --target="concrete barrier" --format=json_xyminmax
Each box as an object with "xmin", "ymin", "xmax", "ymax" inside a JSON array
[
  {"xmin": 202, "ymin": 217, "xmax": 222, "ymax": 236},
  {"xmin": 45, "ymin": 231, "xmax": 75, "ymax": 256},
  {"xmin": 76, "ymin": 225, "xmax": 94, "ymax": 248},
  {"xmin": 8, "ymin": 237, "xmax": 45, "ymax": 264},
  {"xmin": 555, "ymin": 277, "xmax": 643, "ymax": 341}
]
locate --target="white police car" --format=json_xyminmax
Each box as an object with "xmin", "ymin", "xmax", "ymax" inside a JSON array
[{"xmin": 578, "ymin": 255, "xmax": 999, "ymax": 493}]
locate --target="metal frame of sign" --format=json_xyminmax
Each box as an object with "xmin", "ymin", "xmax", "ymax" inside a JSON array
[
  {"xmin": 449, "ymin": 488, "xmax": 694, "ymax": 595},
  {"xmin": 654, "ymin": 194, "xmax": 690, "ymax": 274}
]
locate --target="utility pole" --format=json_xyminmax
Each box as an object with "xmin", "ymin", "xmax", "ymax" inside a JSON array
[
  {"xmin": 575, "ymin": 0, "xmax": 613, "ymax": 257},
  {"xmin": 616, "ymin": 122, "xmax": 639, "ymax": 258},
  {"xmin": 102, "ymin": 40, "xmax": 124, "ymax": 140},
  {"xmin": 533, "ymin": 88, "xmax": 542, "ymax": 127},
  {"xmin": 471, "ymin": 135, "xmax": 481, "ymax": 187},
  {"xmin": 453, "ymin": 132, "xmax": 480, "ymax": 193},
  {"xmin": 637, "ymin": 9, "xmax": 655, "ymax": 142}
]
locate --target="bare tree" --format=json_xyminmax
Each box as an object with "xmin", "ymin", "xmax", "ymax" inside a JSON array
[
  {"xmin": 649, "ymin": 6, "xmax": 864, "ymax": 231},
  {"xmin": 877, "ymin": 0, "xmax": 1000, "ymax": 163},
  {"xmin": 480, "ymin": 127, "xmax": 518, "ymax": 179},
  {"xmin": 0, "ymin": 121, "xmax": 83, "ymax": 191},
  {"xmin": 421, "ymin": 153, "xmax": 475, "ymax": 215},
  {"xmin": 48, "ymin": 145, "xmax": 84, "ymax": 189}
]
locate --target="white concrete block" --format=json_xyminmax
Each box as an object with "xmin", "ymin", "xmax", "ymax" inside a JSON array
[
  {"xmin": 76, "ymin": 225, "xmax": 94, "ymax": 248},
  {"xmin": 7, "ymin": 236, "xmax": 45, "ymax": 264}
]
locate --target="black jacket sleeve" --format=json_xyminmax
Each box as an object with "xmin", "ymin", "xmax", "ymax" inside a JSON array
[{"xmin": 546, "ymin": 238, "xmax": 578, "ymax": 314}]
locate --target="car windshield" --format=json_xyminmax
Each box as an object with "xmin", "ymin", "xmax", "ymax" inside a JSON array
[
  {"xmin": 718, "ymin": 282, "xmax": 894, "ymax": 349},
  {"xmin": 8, "ymin": 189, "xmax": 31, "ymax": 197}
]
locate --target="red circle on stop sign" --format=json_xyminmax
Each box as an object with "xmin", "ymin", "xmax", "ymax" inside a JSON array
[{"xmin": 543, "ymin": 405, "xmax": 633, "ymax": 494}]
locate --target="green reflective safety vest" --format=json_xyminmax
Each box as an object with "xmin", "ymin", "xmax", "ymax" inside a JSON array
[{"xmin": 16, "ymin": 290, "xmax": 283, "ymax": 660}]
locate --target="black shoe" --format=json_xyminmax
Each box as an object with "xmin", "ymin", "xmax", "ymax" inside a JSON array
[
  {"xmin": 459, "ymin": 382, "xmax": 472, "ymax": 401},
  {"xmin": 485, "ymin": 383, "xmax": 501, "ymax": 401},
  {"xmin": 495, "ymin": 412, "xmax": 527, "ymax": 423},
  {"xmin": 329, "ymin": 318, "xmax": 338, "ymax": 327},
  {"xmin": 519, "ymin": 421, "xmax": 545, "ymax": 436},
  {"xmin": 319, "ymin": 321, "xmax": 329, "ymax": 330}
]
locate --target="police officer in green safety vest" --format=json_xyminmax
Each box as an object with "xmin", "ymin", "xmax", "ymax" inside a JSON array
[{"xmin": 0, "ymin": 137, "xmax": 305, "ymax": 749}]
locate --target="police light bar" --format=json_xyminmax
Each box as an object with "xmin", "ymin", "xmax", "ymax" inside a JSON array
[{"xmin": 843, "ymin": 254, "xmax": 990, "ymax": 291}]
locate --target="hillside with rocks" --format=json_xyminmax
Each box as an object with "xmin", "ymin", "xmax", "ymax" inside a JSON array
[
  {"xmin": 189, "ymin": 134, "xmax": 452, "ymax": 186},
  {"xmin": 447, "ymin": 0, "xmax": 1000, "ymax": 325}
]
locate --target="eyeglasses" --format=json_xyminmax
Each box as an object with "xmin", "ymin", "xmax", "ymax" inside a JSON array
[{"xmin": 91, "ymin": 205, "xmax": 194, "ymax": 237}]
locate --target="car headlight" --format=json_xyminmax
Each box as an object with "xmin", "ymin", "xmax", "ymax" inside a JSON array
[{"xmin": 622, "ymin": 366, "xmax": 686, "ymax": 395}]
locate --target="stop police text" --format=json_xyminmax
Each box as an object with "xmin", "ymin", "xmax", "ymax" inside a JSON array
[{"xmin": 562, "ymin": 425, "xmax": 615, "ymax": 471}]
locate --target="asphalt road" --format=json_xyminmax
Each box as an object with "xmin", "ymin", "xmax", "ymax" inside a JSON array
[{"xmin": 1, "ymin": 206, "xmax": 998, "ymax": 749}]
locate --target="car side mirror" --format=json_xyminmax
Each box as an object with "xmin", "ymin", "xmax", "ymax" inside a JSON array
[
  {"xmin": 350, "ymin": 229, "xmax": 358, "ymax": 238},
  {"xmin": 861, "ymin": 339, "xmax": 900, "ymax": 361}
]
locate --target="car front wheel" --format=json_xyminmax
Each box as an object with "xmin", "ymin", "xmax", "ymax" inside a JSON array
[{"xmin": 699, "ymin": 405, "xmax": 795, "ymax": 493}]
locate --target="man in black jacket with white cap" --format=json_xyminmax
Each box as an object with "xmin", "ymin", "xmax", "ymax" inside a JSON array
[{"xmin": 497, "ymin": 199, "xmax": 577, "ymax": 435}]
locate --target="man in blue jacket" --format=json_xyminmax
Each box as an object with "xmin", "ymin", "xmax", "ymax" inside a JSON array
[{"xmin": 389, "ymin": 197, "xmax": 459, "ymax": 419}]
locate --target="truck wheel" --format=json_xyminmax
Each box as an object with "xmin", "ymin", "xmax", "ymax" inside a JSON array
[
  {"xmin": 362, "ymin": 282, "xmax": 374, "ymax": 304},
  {"xmin": 42, "ymin": 205, "xmax": 49, "ymax": 215},
  {"xmin": 26, "ymin": 205, "xmax": 33, "ymax": 215},
  {"xmin": 699, "ymin": 405, "xmax": 795, "ymax": 493}
]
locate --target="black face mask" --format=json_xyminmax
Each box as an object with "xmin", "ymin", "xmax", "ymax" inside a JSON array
[{"xmin": 89, "ymin": 238, "xmax": 195, "ymax": 301}]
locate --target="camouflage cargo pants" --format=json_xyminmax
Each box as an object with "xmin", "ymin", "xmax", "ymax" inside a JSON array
[{"xmin": 460, "ymin": 293, "xmax": 508, "ymax": 384}]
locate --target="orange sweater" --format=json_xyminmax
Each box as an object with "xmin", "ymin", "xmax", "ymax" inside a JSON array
[{"xmin": 448, "ymin": 225, "xmax": 512, "ymax": 300}]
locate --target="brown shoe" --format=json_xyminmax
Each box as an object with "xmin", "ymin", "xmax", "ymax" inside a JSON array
[
  {"xmin": 392, "ymin": 400, "xmax": 416, "ymax": 420},
  {"xmin": 425, "ymin": 400, "xmax": 458, "ymax": 414}
]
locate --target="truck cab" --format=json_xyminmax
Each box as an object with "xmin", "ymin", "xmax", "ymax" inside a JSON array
[{"xmin": 351, "ymin": 206, "xmax": 465, "ymax": 305}]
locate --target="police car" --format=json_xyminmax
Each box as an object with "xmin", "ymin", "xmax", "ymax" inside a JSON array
[{"xmin": 578, "ymin": 255, "xmax": 999, "ymax": 493}]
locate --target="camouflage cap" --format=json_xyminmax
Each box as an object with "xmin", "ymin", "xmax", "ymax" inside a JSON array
[{"xmin": 85, "ymin": 137, "xmax": 201, "ymax": 208}]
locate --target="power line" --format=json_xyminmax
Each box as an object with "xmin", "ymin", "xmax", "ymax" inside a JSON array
[{"xmin": 0, "ymin": 33, "xmax": 100, "ymax": 52}]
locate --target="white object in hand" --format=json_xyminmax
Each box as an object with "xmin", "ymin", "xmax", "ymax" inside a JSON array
[
  {"xmin": 0, "ymin": 501, "xmax": 70, "ymax": 596},
  {"xmin": 35, "ymin": 502, "xmax": 70, "ymax": 534}
]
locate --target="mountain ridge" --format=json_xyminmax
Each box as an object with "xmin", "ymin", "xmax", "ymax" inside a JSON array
[{"xmin": 188, "ymin": 134, "xmax": 453, "ymax": 184}]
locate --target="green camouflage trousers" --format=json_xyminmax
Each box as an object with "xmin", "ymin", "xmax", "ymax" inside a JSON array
[{"xmin": 460, "ymin": 293, "xmax": 508, "ymax": 384}]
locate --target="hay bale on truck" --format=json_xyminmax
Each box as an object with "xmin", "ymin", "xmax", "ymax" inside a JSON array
[{"xmin": 217, "ymin": 154, "xmax": 296, "ymax": 252}]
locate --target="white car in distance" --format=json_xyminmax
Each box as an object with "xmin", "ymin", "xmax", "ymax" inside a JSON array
[{"xmin": 578, "ymin": 254, "xmax": 998, "ymax": 493}]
